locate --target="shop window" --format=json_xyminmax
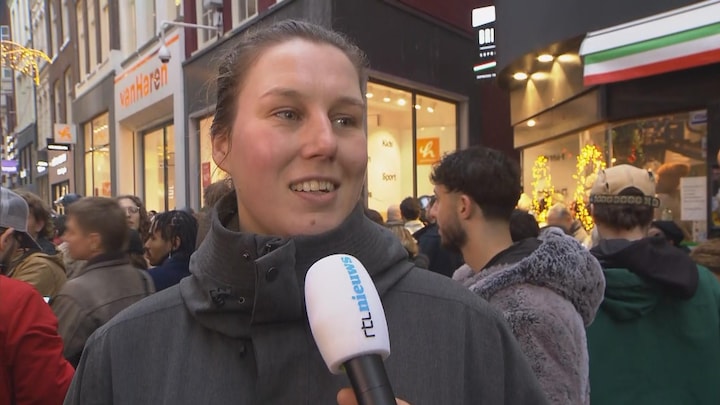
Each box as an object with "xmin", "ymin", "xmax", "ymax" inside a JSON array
[
  {"xmin": 415, "ymin": 95, "xmax": 456, "ymax": 197},
  {"xmin": 84, "ymin": 113, "xmax": 111, "ymax": 197},
  {"xmin": 198, "ymin": 116, "xmax": 227, "ymax": 206},
  {"xmin": 611, "ymin": 111, "xmax": 707, "ymax": 240},
  {"xmin": 366, "ymin": 82, "xmax": 458, "ymax": 218},
  {"xmin": 144, "ymin": 124, "xmax": 176, "ymax": 212}
]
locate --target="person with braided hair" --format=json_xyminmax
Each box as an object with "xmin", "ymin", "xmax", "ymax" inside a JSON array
[{"xmin": 144, "ymin": 210, "xmax": 198, "ymax": 292}]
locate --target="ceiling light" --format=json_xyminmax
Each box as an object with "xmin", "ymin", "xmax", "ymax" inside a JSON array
[
  {"xmin": 527, "ymin": 119, "xmax": 537, "ymax": 127},
  {"xmin": 366, "ymin": 92, "xmax": 374, "ymax": 99},
  {"xmin": 427, "ymin": 102, "xmax": 436, "ymax": 113},
  {"xmin": 557, "ymin": 54, "xmax": 578, "ymax": 63},
  {"xmin": 383, "ymin": 96, "xmax": 391, "ymax": 103},
  {"xmin": 397, "ymin": 98, "xmax": 407, "ymax": 106},
  {"xmin": 414, "ymin": 104, "xmax": 421, "ymax": 110},
  {"xmin": 531, "ymin": 72, "xmax": 549, "ymax": 80},
  {"xmin": 513, "ymin": 72, "xmax": 528, "ymax": 81},
  {"xmin": 537, "ymin": 54, "xmax": 553, "ymax": 63}
]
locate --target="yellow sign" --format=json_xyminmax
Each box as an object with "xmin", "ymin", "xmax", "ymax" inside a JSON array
[
  {"xmin": 53, "ymin": 123, "xmax": 76, "ymax": 144},
  {"xmin": 417, "ymin": 138, "xmax": 440, "ymax": 165}
]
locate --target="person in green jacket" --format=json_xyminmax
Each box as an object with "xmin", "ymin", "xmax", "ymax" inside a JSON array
[{"xmin": 586, "ymin": 164, "xmax": 720, "ymax": 405}]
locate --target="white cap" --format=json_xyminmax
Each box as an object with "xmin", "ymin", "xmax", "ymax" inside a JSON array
[{"xmin": 305, "ymin": 254, "xmax": 390, "ymax": 374}]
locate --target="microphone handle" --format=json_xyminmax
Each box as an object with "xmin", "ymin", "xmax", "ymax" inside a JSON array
[{"xmin": 344, "ymin": 354, "xmax": 396, "ymax": 405}]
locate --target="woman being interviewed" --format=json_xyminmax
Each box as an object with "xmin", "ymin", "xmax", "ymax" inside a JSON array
[{"xmin": 65, "ymin": 20, "xmax": 546, "ymax": 405}]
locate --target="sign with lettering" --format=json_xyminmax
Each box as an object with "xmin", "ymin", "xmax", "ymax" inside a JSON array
[
  {"xmin": 114, "ymin": 33, "xmax": 183, "ymax": 121},
  {"xmin": 53, "ymin": 123, "xmax": 76, "ymax": 144},
  {"xmin": 417, "ymin": 137, "xmax": 440, "ymax": 165}
]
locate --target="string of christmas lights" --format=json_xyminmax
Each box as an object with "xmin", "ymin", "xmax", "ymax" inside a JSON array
[
  {"xmin": 531, "ymin": 155, "xmax": 555, "ymax": 224},
  {"xmin": 573, "ymin": 144, "xmax": 606, "ymax": 231},
  {"xmin": 0, "ymin": 40, "xmax": 51, "ymax": 85}
]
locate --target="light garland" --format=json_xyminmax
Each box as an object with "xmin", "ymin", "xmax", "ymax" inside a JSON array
[
  {"xmin": 573, "ymin": 144, "xmax": 606, "ymax": 231},
  {"xmin": 0, "ymin": 40, "xmax": 51, "ymax": 85},
  {"xmin": 531, "ymin": 155, "xmax": 555, "ymax": 224}
]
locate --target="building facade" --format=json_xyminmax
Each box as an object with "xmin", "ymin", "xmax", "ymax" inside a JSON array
[{"xmin": 495, "ymin": 0, "xmax": 720, "ymax": 240}]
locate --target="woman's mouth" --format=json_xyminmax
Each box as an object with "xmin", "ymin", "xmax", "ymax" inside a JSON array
[{"xmin": 289, "ymin": 180, "xmax": 337, "ymax": 193}]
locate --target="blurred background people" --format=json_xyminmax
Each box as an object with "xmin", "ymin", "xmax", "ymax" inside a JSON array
[
  {"xmin": 16, "ymin": 190, "xmax": 57, "ymax": 255},
  {"xmin": 0, "ymin": 275, "xmax": 74, "ymax": 404},
  {"xmin": 364, "ymin": 208, "xmax": 384, "ymax": 225},
  {"xmin": 510, "ymin": 209, "xmax": 540, "ymax": 242},
  {"xmin": 648, "ymin": 220, "xmax": 689, "ymax": 253},
  {"xmin": 116, "ymin": 195, "xmax": 151, "ymax": 242},
  {"xmin": 386, "ymin": 221, "xmax": 429, "ymax": 268},
  {"xmin": 400, "ymin": 196, "xmax": 425, "ymax": 234},
  {"xmin": 54, "ymin": 194, "xmax": 86, "ymax": 279},
  {"xmin": 127, "ymin": 229, "xmax": 149, "ymax": 271},
  {"xmin": 51, "ymin": 197, "xmax": 154, "ymax": 367},
  {"xmin": 546, "ymin": 203, "xmax": 590, "ymax": 247},
  {"xmin": 1, "ymin": 187, "xmax": 67, "ymax": 299},
  {"xmin": 145, "ymin": 210, "xmax": 198, "ymax": 291}
]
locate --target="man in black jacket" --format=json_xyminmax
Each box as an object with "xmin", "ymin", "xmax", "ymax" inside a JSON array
[{"xmin": 414, "ymin": 196, "xmax": 464, "ymax": 277}]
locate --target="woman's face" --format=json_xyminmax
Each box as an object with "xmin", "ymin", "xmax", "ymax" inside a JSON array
[
  {"xmin": 118, "ymin": 198, "xmax": 141, "ymax": 232},
  {"xmin": 213, "ymin": 39, "xmax": 367, "ymax": 236}
]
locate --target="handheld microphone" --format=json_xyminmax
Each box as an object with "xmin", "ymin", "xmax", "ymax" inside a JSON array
[{"xmin": 305, "ymin": 254, "xmax": 396, "ymax": 405}]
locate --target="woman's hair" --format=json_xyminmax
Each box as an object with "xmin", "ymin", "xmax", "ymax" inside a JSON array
[
  {"xmin": 364, "ymin": 208, "xmax": 384, "ymax": 225},
  {"xmin": 509, "ymin": 209, "xmax": 540, "ymax": 242},
  {"xmin": 210, "ymin": 20, "xmax": 369, "ymax": 150},
  {"xmin": 386, "ymin": 223, "xmax": 418, "ymax": 257},
  {"xmin": 16, "ymin": 190, "xmax": 54, "ymax": 239},
  {"xmin": 149, "ymin": 210, "xmax": 199, "ymax": 257},
  {"xmin": 126, "ymin": 229, "xmax": 148, "ymax": 270},
  {"xmin": 116, "ymin": 195, "xmax": 151, "ymax": 240}
]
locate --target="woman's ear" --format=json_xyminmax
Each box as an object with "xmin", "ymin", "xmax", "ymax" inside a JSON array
[{"xmin": 212, "ymin": 133, "xmax": 230, "ymax": 172}]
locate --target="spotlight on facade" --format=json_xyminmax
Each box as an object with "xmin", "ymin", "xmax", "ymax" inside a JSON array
[
  {"xmin": 527, "ymin": 119, "xmax": 537, "ymax": 127},
  {"xmin": 537, "ymin": 54, "xmax": 554, "ymax": 63},
  {"xmin": 397, "ymin": 98, "xmax": 407, "ymax": 106},
  {"xmin": 513, "ymin": 72, "xmax": 529, "ymax": 80},
  {"xmin": 366, "ymin": 92, "xmax": 374, "ymax": 99},
  {"xmin": 414, "ymin": 104, "xmax": 421, "ymax": 110}
]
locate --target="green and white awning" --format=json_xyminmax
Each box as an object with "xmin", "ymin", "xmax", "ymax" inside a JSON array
[{"xmin": 580, "ymin": 0, "xmax": 720, "ymax": 86}]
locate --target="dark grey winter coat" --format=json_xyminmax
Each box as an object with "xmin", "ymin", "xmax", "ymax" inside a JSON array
[
  {"xmin": 64, "ymin": 193, "xmax": 550, "ymax": 405},
  {"xmin": 454, "ymin": 228, "xmax": 605, "ymax": 405}
]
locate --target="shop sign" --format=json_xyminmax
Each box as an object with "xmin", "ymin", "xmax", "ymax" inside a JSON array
[
  {"xmin": 118, "ymin": 64, "xmax": 168, "ymax": 108},
  {"xmin": 472, "ymin": 6, "xmax": 496, "ymax": 80},
  {"xmin": 115, "ymin": 33, "xmax": 181, "ymax": 119},
  {"xmin": 417, "ymin": 138, "xmax": 440, "ymax": 165},
  {"xmin": 53, "ymin": 123, "xmax": 76, "ymax": 144},
  {"xmin": 1, "ymin": 160, "xmax": 17, "ymax": 173}
]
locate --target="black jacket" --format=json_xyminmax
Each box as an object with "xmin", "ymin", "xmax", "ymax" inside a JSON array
[{"xmin": 414, "ymin": 223, "xmax": 464, "ymax": 277}]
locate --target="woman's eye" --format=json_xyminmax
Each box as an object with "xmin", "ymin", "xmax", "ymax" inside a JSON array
[
  {"xmin": 274, "ymin": 110, "xmax": 300, "ymax": 121},
  {"xmin": 333, "ymin": 116, "xmax": 358, "ymax": 127}
]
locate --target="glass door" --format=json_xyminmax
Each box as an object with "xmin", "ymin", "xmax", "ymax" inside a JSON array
[{"xmin": 143, "ymin": 124, "xmax": 175, "ymax": 212}]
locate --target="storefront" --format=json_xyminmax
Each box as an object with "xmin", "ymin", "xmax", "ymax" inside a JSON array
[
  {"xmin": 48, "ymin": 149, "xmax": 76, "ymax": 212},
  {"xmin": 114, "ymin": 28, "xmax": 187, "ymax": 213},
  {"xmin": 184, "ymin": 0, "xmax": 473, "ymax": 211},
  {"xmin": 74, "ymin": 73, "xmax": 115, "ymax": 198},
  {"xmin": 496, "ymin": 0, "xmax": 720, "ymax": 241}
]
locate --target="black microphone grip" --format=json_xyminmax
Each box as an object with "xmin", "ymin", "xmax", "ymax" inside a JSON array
[{"xmin": 344, "ymin": 354, "xmax": 396, "ymax": 405}]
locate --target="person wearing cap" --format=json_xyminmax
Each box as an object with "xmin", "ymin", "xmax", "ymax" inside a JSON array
[
  {"xmin": 0, "ymin": 187, "xmax": 67, "ymax": 298},
  {"xmin": 586, "ymin": 164, "xmax": 720, "ymax": 405}
]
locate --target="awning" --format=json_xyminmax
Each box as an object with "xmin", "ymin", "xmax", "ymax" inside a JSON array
[{"xmin": 580, "ymin": 0, "xmax": 720, "ymax": 86}]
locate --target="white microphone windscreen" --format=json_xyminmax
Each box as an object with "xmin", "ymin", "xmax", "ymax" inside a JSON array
[{"xmin": 305, "ymin": 254, "xmax": 391, "ymax": 374}]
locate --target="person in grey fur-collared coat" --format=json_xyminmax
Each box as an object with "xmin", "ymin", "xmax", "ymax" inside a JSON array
[
  {"xmin": 453, "ymin": 228, "xmax": 604, "ymax": 405},
  {"xmin": 430, "ymin": 146, "xmax": 604, "ymax": 405}
]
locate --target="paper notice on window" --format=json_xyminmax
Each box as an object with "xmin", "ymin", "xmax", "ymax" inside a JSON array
[{"xmin": 680, "ymin": 176, "xmax": 707, "ymax": 221}]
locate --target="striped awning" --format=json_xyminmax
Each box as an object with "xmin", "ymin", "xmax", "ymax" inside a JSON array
[{"xmin": 580, "ymin": 0, "xmax": 720, "ymax": 86}]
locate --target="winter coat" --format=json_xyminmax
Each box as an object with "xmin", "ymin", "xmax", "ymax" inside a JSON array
[
  {"xmin": 0, "ymin": 275, "xmax": 74, "ymax": 404},
  {"xmin": 5, "ymin": 249, "xmax": 67, "ymax": 298},
  {"xmin": 148, "ymin": 253, "xmax": 191, "ymax": 292},
  {"xmin": 51, "ymin": 253, "xmax": 154, "ymax": 367},
  {"xmin": 454, "ymin": 228, "xmax": 605, "ymax": 405},
  {"xmin": 64, "ymin": 192, "xmax": 550, "ymax": 405},
  {"xmin": 588, "ymin": 237, "xmax": 720, "ymax": 405}
]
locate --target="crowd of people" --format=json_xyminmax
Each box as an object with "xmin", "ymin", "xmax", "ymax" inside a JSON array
[{"xmin": 2, "ymin": 19, "xmax": 720, "ymax": 405}]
